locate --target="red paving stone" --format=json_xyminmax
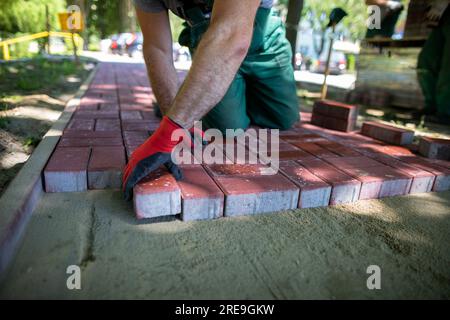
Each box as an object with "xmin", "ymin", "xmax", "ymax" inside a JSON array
[
  {"xmin": 419, "ymin": 137, "xmax": 450, "ymax": 160},
  {"xmin": 279, "ymin": 161, "xmax": 331, "ymax": 208},
  {"xmin": 95, "ymin": 119, "xmax": 121, "ymax": 131},
  {"xmin": 177, "ymin": 165, "xmax": 224, "ymax": 221},
  {"xmin": 58, "ymin": 137, "xmax": 123, "ymax": 148},
  {"xmin": 133, "ymin": 169, "xmax": 181, "ymax": 220},
  {"xmin": 44, "ymin": 147, "xmax": 91, "ymax": 192},
  {"xmin": 311, "ymin": 100, "xmax": 358, "ymax": 132},
  {"xmin": 361, "ymin": 121, "xmax": 415, "ymax": 145},
  {"xmin": 42, "ymin": 63, "xmax": 450, "ymax": 221},
  {"xmin": 213, "ymin": 174, "xmax": 299, "ymax": 217},
  {"xmin": 297, "ymin": 158, "xmax": 361, "ymax": 204},
  {"xmin": 66, "ymin": 119, "xmax": 95, "ymax": 131},
  {"xmin": 88, "ymin": 146, "xmax": 126, "ymax": 189}
]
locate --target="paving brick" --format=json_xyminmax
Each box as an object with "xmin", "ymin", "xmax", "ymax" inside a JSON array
[
  {"xmin": 141, "ymin": 111, "xmax": 161, "ymax": 121},
  {"xmin": 63, "ymin": 130, "xmax": 121, "ymax": 139},
  {"xmin": 246, "ymin": 139, "xmax": 314, "ymax": 162},
  {"xmin": 120, "ymin": 104, "xmax": 153, "ymax": 111},
  {"xmin": 315, "ymin": 140, "xmax": 362, "ymax": 157},
  {"xmin": 121, "ymin": 111, "xmax": 143, "ymax": 120},
  {"xmin": 177, "ymin": 165, "xmax": 224, "ymax": 221},
  {"xmin": 58, "ymin": 137, "xmax": 123, "ymax": 147},
  {"xmin": 122, "ymin": 120, "xmax": 160, "ymax": 131},
  {"xmin": 361, "ymin": 121, "xmax": 414, "ymax": 145},
  {"xmin": 323, "ymin": 156, "xmax": 383, "ymax": 169},
  {"xmin": 281, "ymin": 134, "xmax": 326, "ymax": 144},
  {"xmin": 280, "ymin": 161, "xmax": 331, "ymax": 208},
  {"xmin": 213, "ymin": 174, "xmax": 299, "ymax": 217},
  {"xmin": 419, "ymin": 137, "xmax": 450, "ymax": 160},
  {"xmin": 66, "ymin": 119, "xmax": 95, "ymax": 131},
  {"xmin": 95, "ymin": 119, "xmax": 121, "ymax": 131},
  {"xmin": 206, "ymin": 164, "xmax": 274, "ymax": 177},
  {"xmin": 313, "ymin": 100, "xmax": 359, "ymax": 120},
  {"xmin": 123, "ymin": 131, "xmax": 149, "ymax": 148},
  {"xmin": 88, "ymin": 146, "xmax": 126, "ymax": 189},
  {"xmin": 133, "ymin": 168, "xmax": 181, "ymax": 219},
  {"xmin": 44, "ymin": 147, "xmax": 91, "ymax": 192},
  {"xmin": 99, "ymin": 103, "xmax": 120, "ymax": 111},
  {"xmin": 311, "ymin": 113, "xmax": 356, "ymax": 132},
  {"xmin": 291, "ymin": 142, "xmax": 340, "ymax": 158},
  {"xmin": 297, "ymin": 158, "xmax": 361, "ymax": 204},
  {"xmin": 339, "ymin": 166, "xmax": 411, "ymax": 199},
  {"xmin": 397, "ymin": 156, "xmax": 450, "ymax": 192},
  {"xmin": 73, "ymin": 110, "xmax": 119, "ymax": 119}
]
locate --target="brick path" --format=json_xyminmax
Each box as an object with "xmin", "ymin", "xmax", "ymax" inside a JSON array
[{"xmin": 43, "ymin": 63, "xmax": 450, "ymax": 220}]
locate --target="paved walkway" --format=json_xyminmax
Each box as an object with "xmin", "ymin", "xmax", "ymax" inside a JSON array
[{"xmin": 41, "ymin": 62, "xmax": 450, "ymax": 221}]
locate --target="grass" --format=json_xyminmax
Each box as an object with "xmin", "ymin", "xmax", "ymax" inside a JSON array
[
  {"xmin": 0, "ymin": 56, "xmax": 93, "ymax": 98},
  {"xmin": 23, "ymin": 136, "xmax": 41, "ymax": 148}
]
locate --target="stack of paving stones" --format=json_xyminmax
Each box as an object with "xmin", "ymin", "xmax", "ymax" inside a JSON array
[
  {"xmin": 43, "ymin": 63, "xmax": 450, "ymax": 221},
  {"xmin": 311, "ymin": 100, "xmax": 358, "ymax": 132}
]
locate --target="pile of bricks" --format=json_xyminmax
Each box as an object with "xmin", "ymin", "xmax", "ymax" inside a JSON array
[
  {"xmin": 43, "ymin": 63, "xmax": 450, "ymax": 221},
  {"xmin": 311, "ymin": 100, "xmax": 358, "ymax": 132}
]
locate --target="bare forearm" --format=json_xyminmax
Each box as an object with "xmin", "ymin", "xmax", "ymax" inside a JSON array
[
  {"xmin": 167, "ymin": 26, "xmax": 251, "ymax": 128},
  {"xmin": 144, "ymin": 48, "xmax": 179, "ymax": 115}
]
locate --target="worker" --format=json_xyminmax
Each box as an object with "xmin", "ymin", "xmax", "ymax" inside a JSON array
[
  {"xmin": 365, "ymin": 0, "xmax": 404, "ymax": 38},
  {"xmin": 416, "ymin": 0, "xmax": 450, "ymax": 124},
  {"xmin": 122, "ymin": 0, "xmax": 300, "ymax": 199}
]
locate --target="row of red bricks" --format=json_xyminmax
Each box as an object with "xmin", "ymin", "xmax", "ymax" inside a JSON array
[{"xmin": 44, "ymin": 114, "xmax": 450, "ymax": 221}]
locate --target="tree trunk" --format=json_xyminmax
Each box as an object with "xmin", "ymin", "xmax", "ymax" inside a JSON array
[
  {"xmin": 285, "ymin": 0, "xmax": 304, "ymax": 66},
  {"xmin": 120, "ymin": 0, "xmax": 136, "ymax": 32}
]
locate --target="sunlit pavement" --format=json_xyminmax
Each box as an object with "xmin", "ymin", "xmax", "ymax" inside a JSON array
[
  {"xmin": 82, "ymin": 51, "xmax": 354, "ymax": 89},
  {"xmin": 82, "ymin": 51, "xmax": 192, "ymax": 70},
  {"xmin": 294, "ymin": 70, "xmax": 356, "ymax": 90}
]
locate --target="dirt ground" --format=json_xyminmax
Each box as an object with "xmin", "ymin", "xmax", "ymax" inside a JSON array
[{"xmin": 1, "ymin": 190, "xmax": 449, "ymax": 299}]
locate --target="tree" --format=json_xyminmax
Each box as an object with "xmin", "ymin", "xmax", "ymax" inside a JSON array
[
  {"xmin": 285, "ymin": 0, "xmax": 304, "ymax": 64},
  {"xmin": 0, "ymin": 0, "xmax": 65, "ymax": 35}
]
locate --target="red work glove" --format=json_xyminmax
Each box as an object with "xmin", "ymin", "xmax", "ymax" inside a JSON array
[{"xmin": 122, "ymin": 116, "xmax": 185, "ymax": 201}]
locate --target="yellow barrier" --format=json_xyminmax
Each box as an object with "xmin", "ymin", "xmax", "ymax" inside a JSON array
[{"xmin": 0, "ymin": 31, "xmax": 83, "ymax": 61}]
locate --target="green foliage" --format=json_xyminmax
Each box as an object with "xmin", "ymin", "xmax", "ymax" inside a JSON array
[
  {"xmin": 0, "ymin": 0, "xmax": 65, "ymax": 34},
  {"xmin": 279, "ymin": 0, "xmax": 369, "ymax": 41},
  {"xmin": 0, "ymin": 116, "xmax": 10, "ymax": 129},
  {"xmin": 169, "ymin": 12, "xmax": 186, "ymax": 43},
  {"xmin": 23, "ymin": 136, "xmax": 41, "ymax": 147}
]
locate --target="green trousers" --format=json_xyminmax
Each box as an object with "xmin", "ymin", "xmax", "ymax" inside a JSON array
[
  {"xmin": 417, "ymin": 7, "xmax": 450, "ymax": 117},
  {"xmin": 179, "ymin": 8, "xmax": 300, "ymax": 133}
]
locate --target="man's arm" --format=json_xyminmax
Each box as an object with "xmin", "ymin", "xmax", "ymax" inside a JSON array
[
  {"xmin": 136, "ymin": 8, "xmax": 179, "ymax": 115},
  {"xmin": 166, "ymin": 0, "xmax": 261, "ymax": 128}
]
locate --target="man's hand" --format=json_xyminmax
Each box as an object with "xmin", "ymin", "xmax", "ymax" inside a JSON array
[
  {"xmin": 122, "ymin": 116, "xmax": 184, "ymax": 201},
  {"xmin": 427, "ymin": 0, "xmax": 449, "ymax": 23}
]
